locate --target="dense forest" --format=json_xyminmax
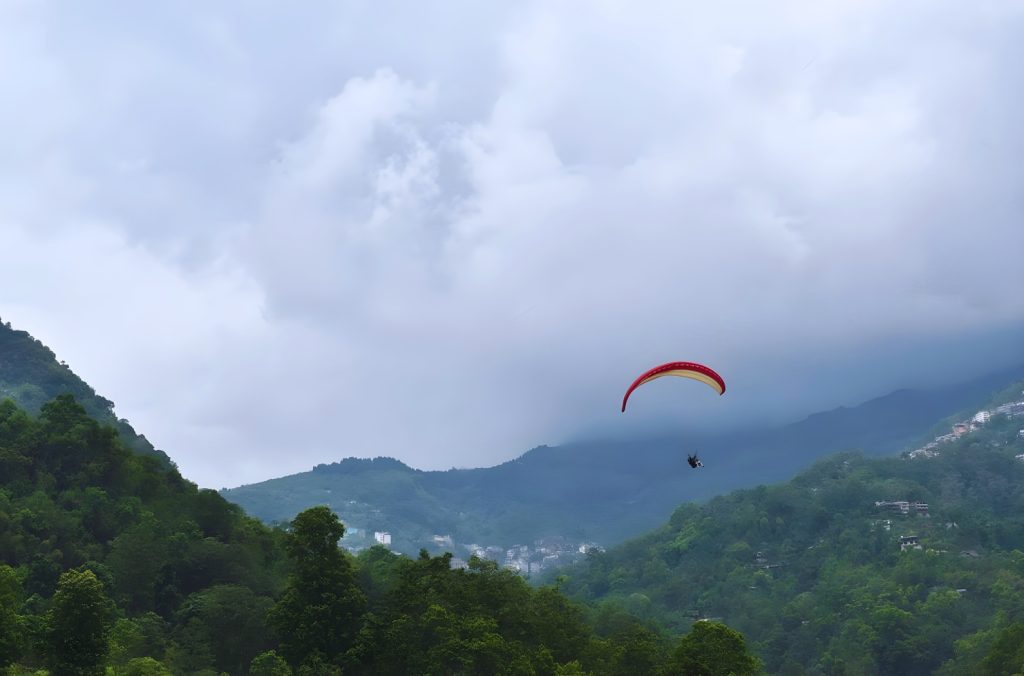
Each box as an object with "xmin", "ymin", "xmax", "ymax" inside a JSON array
[
  {"xmin": 556, "ymin": 384, "xmax": 1024, "ymax": 674},
  {"xmin": 0, "ymin": 394, "xmax": 757, "ymax": 674},
  {"xmin": 4, "ymin": 319, "xmax": 1024, "ymax": 674}
]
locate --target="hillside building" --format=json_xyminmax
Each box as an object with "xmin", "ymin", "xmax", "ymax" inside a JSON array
[
  {"xmin": 875, "ymin": 500, "xmax": 929, "ymax": 515},
  {"xmin": 899, "ymin": 535, "xmax": 922, "ymax": 551}
]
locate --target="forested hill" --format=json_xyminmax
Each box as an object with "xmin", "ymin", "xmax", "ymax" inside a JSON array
[
  {"xmin": 557, "ymin": 381, "xmax": 1024, "ymax": 675},
  {"xmin": 223, "ymin": 364, "xmax": 1024, "ymax": 554},
  {"xmin": 0, "ymin": 319, "xmax": 170, "ymax": 466},
  {"xmin": 0, "ymin": 393, "xmax": 761, "ymax": 674},
  {"xmin": 0, "ymin": 393, "xmax": 291, "ymax": 672}
]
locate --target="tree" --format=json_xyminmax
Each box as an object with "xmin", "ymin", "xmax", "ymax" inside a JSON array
[
  {"xmin": 607, "ymin": 625, "xmax": 667, "ymax": 676},
  {"xmin": 119, "ymin": 656, "xmax": 174, "ymax": 676},
  {"xmin": 106, "ymin": 517, "xmax": 168, "ymax": 613},
  {"xmin": 108, "ymin": 613, "xmax": 168, "ymax": 667},
  {"xmin": 981, "ymin": 622, "xmax": 1024, "ymax": 676},
  {"xmin": 47, "ymin": 569, "xmax": 116, "ymax": 675},
  {"xmin": 296, "ymin": 652, "xmax": 342, "ymax": 675},
  {"xmin": 250, "ymin": 650, "xmax": 293, "ymax": 676},
  {"xmin": 667, "ymin": 621, "xmax": 761, "ymax": 676},
  {"xmin": 529, "ymin": 587, "xmax": 591, "ymax": 664},
  {"xmin": 173, "ymin": 584, "xmax": 274, "ymax": 674},
  {"xmin": 267, "ymin": 506, "xmax": 366, "ymax": 668},
  {"xmin": 0, "ymin": 564, "xmax": 24, "ymax": 670}
]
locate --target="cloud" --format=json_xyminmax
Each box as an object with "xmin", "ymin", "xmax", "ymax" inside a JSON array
[{"xmin": 1, "ymin": 1, "xmax": 1023, "ymax": 487}]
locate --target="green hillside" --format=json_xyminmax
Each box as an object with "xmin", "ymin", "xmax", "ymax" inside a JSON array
[
  {"xmin": 223, "ymin": 365, "xmax": 1024, "ymax": 556},
  {"xmin": 0, "ymin": 318, "xmax": 170, "ymax": 467},
  {"xmin": 556, "ymin": 382, "xmax": 1024, "ymax": 675},
  {"xmin": 0, "ymin": 394, "xmax": 757, "ymax": 674},
  {"xmin": 0, "ymin": 320, "xmax": 758, "ymax": 674},
  {"xmin": 0, "ymin": 393, "xmax": 290, "ymax": 673},
  {"xmin": 5, "ymin": 317, "xmax": 1024, "ymax": 673}
]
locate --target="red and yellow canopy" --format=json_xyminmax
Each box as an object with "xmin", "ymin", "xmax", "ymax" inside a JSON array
[{"xmin": 621, "ymin": 361, "xmax": 726, "ymax": 412}]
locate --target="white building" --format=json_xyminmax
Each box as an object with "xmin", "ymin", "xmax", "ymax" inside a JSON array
[
  {"xmin": 505, "ymin": 558, "xmax": 527, "ymax": 572},
  {"xmin": 874, "ymin": 500, "xmax": 928, "ymax": 515},
  {"xmin": 374, "ymin": 531, "xmax": 392, "ymax": 546},
  {"xmin": 995, "ymin": 402, "xmax": 1024, "ymax": 416}
]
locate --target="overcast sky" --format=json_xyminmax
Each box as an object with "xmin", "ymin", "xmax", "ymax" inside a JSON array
[{"xmin": 2, "ymin": 1, "xmax": 1023, "ymax": 489}]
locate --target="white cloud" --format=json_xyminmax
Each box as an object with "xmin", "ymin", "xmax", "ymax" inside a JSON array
[{"xmin": 1, "ymin": 1, "xmax": 1023, "ymax": 487}]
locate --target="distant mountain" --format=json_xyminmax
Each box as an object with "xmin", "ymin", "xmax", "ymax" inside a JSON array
[
  {"xmin": 555, "ymin": 388, "xmax": 1024, "ymax": 675},
  {"xmin": 222, "ymin": 363, "xmax": 1024, "ymax": 555},
  {"xmin": 0, "ymin": 318, "xmax": 172, "ymax": 467}
]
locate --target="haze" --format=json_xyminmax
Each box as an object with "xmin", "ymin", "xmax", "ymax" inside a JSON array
[{"xmin": 1, "ymin": 1, "xmax": 1022, "ymax": 488}]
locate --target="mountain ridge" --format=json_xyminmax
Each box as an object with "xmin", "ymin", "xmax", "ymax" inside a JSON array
[
  {"xmin": 555, "ymin": 385, "xmax": 1024, "ymax": 674},
  {"xmin": 0, "ymin": 319, "xmax": 172, "ymax": 467},
  {"xmin": 3, "ymin": 316, "xmax": 1021, "ymax": 558},
  {"xmin": 223, "ymin": 362, "xmax": 1024, "ymax": 554}
]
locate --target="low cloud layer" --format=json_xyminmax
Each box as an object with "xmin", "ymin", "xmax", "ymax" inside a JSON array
[{"xmin": 2, "ymin": 1, "xmax": 1023, "ymax": 487}]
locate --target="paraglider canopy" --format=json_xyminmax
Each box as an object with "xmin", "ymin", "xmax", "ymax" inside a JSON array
[{"xmin": 621, "ymin": 361, "xmax": 725, "ymax": 412}]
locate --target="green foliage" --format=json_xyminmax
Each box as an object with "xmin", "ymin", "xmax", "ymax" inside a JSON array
[
  {"xmin": 249, "ymin": 650, "xmax": 292, "ymax": 676},
  {"xmin": 0, "ymin": 564, "xmax": 25, "ymax": 669},
  {"xmin": 0, "ymin": 389, "xmax": 783, "ymax": 676},
  {"xmin": 117, "ymin": 656, "xmax": 173, "ymax": 676},
  {"xmin": 558, "ymin": 405, "xmax": 1024, "ymax": 674},
  {"xmin": 172, "ymin": 585, "xmax": 274, "ymax": 674},
  {"xmin": 342, "ymin": 549, "xmax": 666, "ymax": 676},
  {"xmin": 6, "ymin": 318, "xmax": 1017, "ymax": 674},
  {"xmin": 666, "ymin": 621, "xmax": 761, "ymax": 675},
  {"xmin": 108, "ymin": 613, "xmax": 168, "ymax": 667},
  {"xmin": 47, "ymin": 569, "xmax": 116, "ymax": 675},
  {"xmin": 981, "ymin": 622, "xmax": 1024, "ymax": 676},
  {"xmin": 0, "ymin": 323, "xmax": 171, "ymax": 467},
  {"xmin": 267, "ymin": 507, "xmax": 366, "ymax": 669},
  {"xmin": 0, "ymin": 392, "xmax": 287, "ymax": 674}
]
